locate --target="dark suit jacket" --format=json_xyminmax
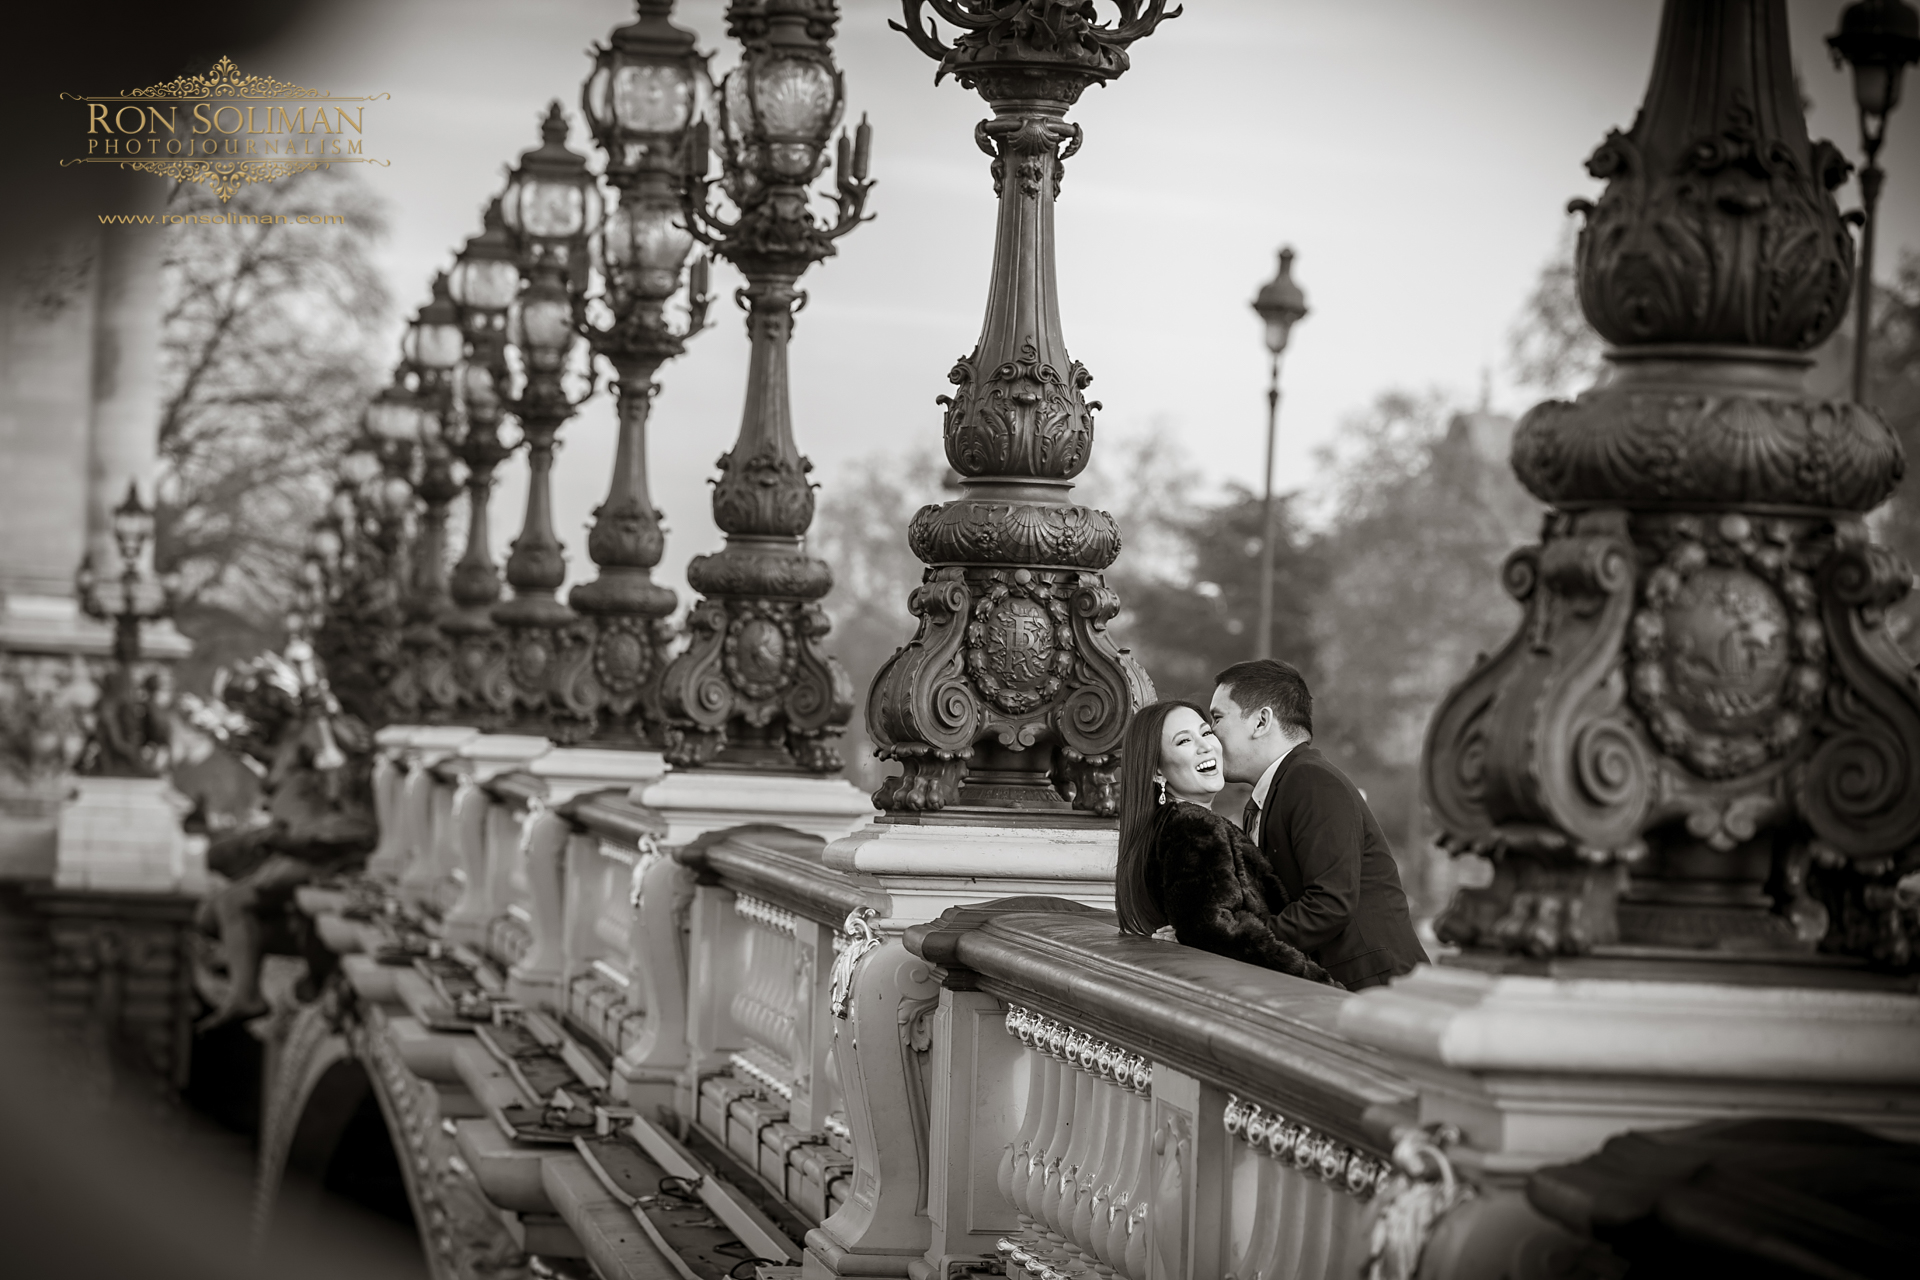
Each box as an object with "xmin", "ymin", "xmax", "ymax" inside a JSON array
[{"xmin": 1255, "ymin": 745, "xmax": 1428, "ymax": 989}]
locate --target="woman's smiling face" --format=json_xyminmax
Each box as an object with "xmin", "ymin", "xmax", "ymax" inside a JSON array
[{"xmin": 1157, "ymin": 706, "xmax": 1224, "ymax": 802}]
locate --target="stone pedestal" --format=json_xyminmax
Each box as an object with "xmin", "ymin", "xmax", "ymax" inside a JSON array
[
  {"xmin": 637, "ymin": 768, "xmax": 873, "ymax": 848},
  {"xmin": 54, "ymin": 775, "xmax": 204, "ymax": 894},
  {"xmin": 822, "ymin": 818, "xmax": 1116, "ymax": 929},
  {"xmin": 535, "ymin": 745, "xmax": 666, "ymax": 804},
  {"xmin": 442, "ymin": 734, "xmax": 551, "ymax": 949},
  {"xmin": 505, "ymin": 747, "xmax": 668, "ymax": 1009},
  {"xmin": 367, "ymin": 724, "xmax": 479, "ymax": 883},
  {"xmin": 1337, "ymin": 964, "xmax": 1920, "ymax": 1179}
]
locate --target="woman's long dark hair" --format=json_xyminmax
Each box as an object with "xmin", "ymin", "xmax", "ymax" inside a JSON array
[{"xmin": 1115, "ymin": 699, "xmax": 1211, "ymax": 936}]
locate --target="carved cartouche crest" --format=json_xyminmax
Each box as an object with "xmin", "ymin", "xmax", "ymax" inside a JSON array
[{"xmin": 661, "ymin": 595, "xmax": 851, "ymax": 773}]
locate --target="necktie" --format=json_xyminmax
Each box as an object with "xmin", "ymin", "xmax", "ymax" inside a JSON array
[{"xmin": 1242, "ymin": 795, "xmax": 1260, "ymax": 838}]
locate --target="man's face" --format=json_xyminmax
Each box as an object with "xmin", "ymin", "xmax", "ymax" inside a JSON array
[{"xmin": 1207, "ymin": 684, "xmax": 1272, "ymax": 785}]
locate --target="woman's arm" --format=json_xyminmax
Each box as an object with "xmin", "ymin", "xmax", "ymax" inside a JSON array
[{"xmin": 1157, "ymin": 805, "xmax": 1333, "ymax": 983}]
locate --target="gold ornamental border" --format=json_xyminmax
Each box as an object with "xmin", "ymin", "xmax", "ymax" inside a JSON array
[{"xmin": 60, "ymin": 56, "xmax": 390, "ymax": 203}]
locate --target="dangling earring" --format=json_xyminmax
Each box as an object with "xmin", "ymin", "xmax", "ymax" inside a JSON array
[{"xmin": 1155, "ymin": 776, "xmax": 1168, "ymax": 805}]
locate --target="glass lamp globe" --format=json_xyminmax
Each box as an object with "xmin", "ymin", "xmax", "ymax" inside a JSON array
[
  {"xmin": 1829, "ymin": 0, "xmax": 1920, "ymax": 117},
  {"xmin": 462, "ymin": 363, "xmax": 502, "ymax": 419},
  {"xmin": 339, "ymin": 448, "xmax": 381, "ymax": 487},
  {"xmin": 583, "ymin": 1, "xmax": 714, "ymax": 178},
  {"xmin": 601, "ymin": 197, "xmax": 693, "ymax": 299},
  {"xmin": 724, "ymin": 53, "xmax": 842, "ymax": 182},
  {"xmin": 110, "ymin": 481, "xmax": 156, "ymax": 566},
  {"xmin": 450, "ymin": 199, "xmax": 522, "ymax": 320},
  {"xmin": 365, "ymin": 378, "xmax": 424, "ymax": 442},
  {"xmin": 511, "ymin": 283, "xmax": 577, "ymax": 371},
  {"xmin": 1252, "ymin": 247, "xmax": 1310, "ymax": 357},
  {"xmin": 405, "ymin": 273, "xmax": 465, "ymax": 373},
  {"xmin": 501, "ymin": 103, "xmax": 604, "ymax": 255}
]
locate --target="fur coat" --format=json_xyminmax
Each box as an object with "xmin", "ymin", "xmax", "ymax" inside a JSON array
[{"xmin": 1150, "ymin": 800, "xmax": 1339, "ymax": 987}]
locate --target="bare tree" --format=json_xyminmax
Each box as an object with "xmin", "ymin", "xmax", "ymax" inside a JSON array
[
  {"xmin": 156, "ymin": 167, "xmax": 390, "ymax": 624},
  {"xmin": 1508, "ymin": 221, "xmax": 1606, "ymax": 398}
]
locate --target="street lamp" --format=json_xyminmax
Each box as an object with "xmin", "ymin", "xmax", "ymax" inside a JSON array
[
  {"xmin": 493, "ymin": 104, "xmax": 602, "ymax": 730},
  {"xmin": 76, "ymin": 481, "xmax": 178, "ymax": 777},
  {"xmin": 658, "ymin": 0, "xmax": 874, "ymax": 772},
  {"xmin": 563, "ymin": 0, "xmax": 715, "ymax": 746},
  {"xmin": 1250, "ymin": 246, "xmax": 1309, "ymax": 661},
  {"xmin": 442, "ymin": 198, "xmax": 522, "ymax": 715},
  {"xmin": 1829, "ymin": 0, "xmax": 1920, "ymax": 405}
]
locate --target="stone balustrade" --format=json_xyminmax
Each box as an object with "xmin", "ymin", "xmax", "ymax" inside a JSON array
[
  {"xmin": 904, "ymin": 902, "xmax": 1414, "ymax": 1280},
  {"xmin": 274, "ymin": 731, "xmax": 1920, "ymax": 1280}
]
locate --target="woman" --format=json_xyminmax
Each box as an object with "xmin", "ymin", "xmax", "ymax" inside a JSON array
[{"xmin": 1115, "ymin": 700, "xmax": 1338, "ymax": 986}]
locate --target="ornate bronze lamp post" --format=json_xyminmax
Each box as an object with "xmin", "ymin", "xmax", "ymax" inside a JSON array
[
  {"xmin": 398, "ymin": 274, "xmax": 467, "ymax": 723},
  {"xmin": 443, "ymin": 200, "xmax": 523, "ymax": 723},
  {"xmin": 1250, "ymin": 246, "xmax": 1308, "ymax": 662},
  {"xmin": 1424, "ymin": 0, "xmax": 1919, "ymax": 967},
  {"xmin": 657, "ymin": 0, "xmax": 872, "ymax": 772},
  {"xmin": 871, "ymin": 1, "xmax": 1172, "ymax": 815},
  {"xmin": 553, "ymin": 0, "xmax": 714, "ymax": 746},
  {"xmin": 1828, "ymin": 0, "xmax": 1920, "ymax": 406},
  {"xmin": 74, "ymin": 484, "xmax": 178, "ymax": 776},
  {"xmin": 489, "ymin": 104, "xmax": 603, "ymax": 735}
]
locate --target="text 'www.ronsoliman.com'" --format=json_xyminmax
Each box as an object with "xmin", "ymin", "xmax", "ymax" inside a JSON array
[{"xmin": 98, "ymin": 213, "xmax": 352, "ymax": 226}]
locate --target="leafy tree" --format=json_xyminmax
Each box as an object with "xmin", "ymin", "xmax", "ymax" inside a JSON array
[
  {"xmin": 156, "ymin": 167, "xmax": 390, "ymax": 637},
  {"xmin": 1862, "ymin": 253, "xmax": 1920, "ymax": 641},
  {"xmin": 811, "ymin": 445, "xmax": 950, "ymax": 794},
  {"xmin": 1306, "ymin": 391, "xmax": 1543, "ymax": 913}
]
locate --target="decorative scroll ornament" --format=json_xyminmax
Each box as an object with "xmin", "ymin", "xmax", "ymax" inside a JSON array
[
  {"xmin": 1422, "ymin": 1, "xmax": 1920, "ymax": 964},
  {"xmin": 1361, "ymin": 1125, "xmax": 1473, "ymax": 1280},
  {"xmin": 1570, "ymin": 100, "xmax": 1854, "ymax": 350},
  {"xmin": 870, "ymin": 2, "xmax": 1165, "ymax": 817}
]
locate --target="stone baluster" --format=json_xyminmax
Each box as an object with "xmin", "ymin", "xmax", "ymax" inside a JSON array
[
  {"xmin": 684, "ymin": 882, "xmax": 750, "ymax": 1109},
  {"xmin": 1069, "ymin": 1046, "xmax": 1125, "ymax": 1268},
  {"xmin": 732, "ymin": 895, "xmax": 801, "ymax": 1079},
  {"xmin": 996, "ymin": 1008, "xmax": 1160, "ymax": 1280},
  {"xmin": 1094, "ymin": 1065, "xmax": 1148, "ymax": 1277},
  {"xmin": 998, "ymin": 1026, "xmax": 1051, "ymax": 1225}
]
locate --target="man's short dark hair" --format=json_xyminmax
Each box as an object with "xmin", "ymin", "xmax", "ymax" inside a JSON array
[{"xmin": 1214, "ymin": 659, "xmax": 1313, "ymax": 738}]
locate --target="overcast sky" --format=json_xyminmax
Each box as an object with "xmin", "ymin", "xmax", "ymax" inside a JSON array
[{"xmin": 256, "ymin": 0, "xmax": 1920, "ymax": 598}]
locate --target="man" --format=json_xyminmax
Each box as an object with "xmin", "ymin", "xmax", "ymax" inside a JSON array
[{"xmin": 1208, "ymin": 659, "xmax": 1427, "ymax": 990}]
